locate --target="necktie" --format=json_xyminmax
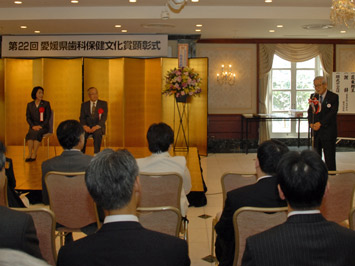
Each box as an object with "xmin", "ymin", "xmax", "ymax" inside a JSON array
[
  {"xmin": 319, "ymin": 95, "xmax": 323, "ymax": 104},
  {"xmin": 91, "ymin": 102, "xmax": 96, "ymax": 116}
]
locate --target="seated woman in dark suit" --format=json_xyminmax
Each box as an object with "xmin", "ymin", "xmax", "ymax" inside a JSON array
[{"xmin": 25, "ymin": 86, "xmax": 51, "ymax": 162}]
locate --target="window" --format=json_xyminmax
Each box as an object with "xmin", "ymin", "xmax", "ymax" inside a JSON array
[{"xmin": 268, "ymin": 54, "xmax": 323, "ymax": 138}]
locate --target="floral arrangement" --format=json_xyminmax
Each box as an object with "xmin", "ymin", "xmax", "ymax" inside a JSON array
[{"xmin": 162, "ymin": 66, "xmax": 202, "ymax": 98}]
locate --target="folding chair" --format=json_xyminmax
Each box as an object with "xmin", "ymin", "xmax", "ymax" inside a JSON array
[
  {"xmin": 210, "ymin": 172, "xmax": 257, "ymax": 259},
  {"xmin": 13, "ymin": 207, "xmax": 57, "ymax": 266},
  {"xmin": 45, "ymin": 171, "xmax": 101, "ymax": 246},
  {"xmin": 233, "ymin": 206, "xmax": 288, "ymax": 266},
  {"xmin": 138, "ymin": 172, "xmax": 188, "ymax": 240},
  {"xmin": 137, "ymin": 206, "xmax": 181, "ymax": 237},
  {"xmin": 321, "ymin": 170, "xmax": 355, "ymax": 225},
  {"xmin": 0, "ymin": 171, "xmax": 8, "ymax": 207}
]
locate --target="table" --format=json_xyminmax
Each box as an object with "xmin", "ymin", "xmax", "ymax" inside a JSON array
[{"xmin": 241, "ymin": 114, "xmax": 310, "ymax": 154}]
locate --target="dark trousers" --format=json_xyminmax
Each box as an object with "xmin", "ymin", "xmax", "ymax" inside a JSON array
[
  {"xmin": 82, "ymin": 129, "xmax": 103, "ymax": 154},
  {"xmin": 314, "ymin": 136, "xmax": 336, "ymax": 171}
]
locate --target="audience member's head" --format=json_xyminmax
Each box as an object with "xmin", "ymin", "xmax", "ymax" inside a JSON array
[
  {"xmin": 0, "ymin": 249, "xmax": 50, "ymax": 266},
  {"xmin": 146, "ymin": 122, "xmax": 174, "ymax": 153},
  {"xmin": 0, "ymin": 142, "xmax": 6, "ymax": 171},
  {"xmin": 277, "ymin": 150, "xmax": 328, "ymax": 210},
  {"xmin": 257, "ymin": 140, "xmax": 289, "ymax": 175},
  {"xmin": 85, "ymin": 149, "xmax": 139, "ymax": 211},
  {"xmin": 56, "ymin": 120, "xmax": 85, "ymax": 150}
]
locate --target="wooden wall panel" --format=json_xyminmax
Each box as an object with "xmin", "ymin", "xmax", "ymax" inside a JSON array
[
  {"xmin": 43, "ymin": 58, "xmax": 83, "ymax": 144},
  {"xmin": 143, "ymin": 58, "xmax": 163, "ymax": 145},
  {"xmin": 124, "ymin": 58, "xmax": 146, "ymax": 147},
  {"xmin": 108, "ymin": 59, "xmax": 124, "ymax": 146},
  {"xmin": 5, "ymin": 59, "xmax": 41, "ymax": 145},
  {"xmin": 337, "ymin": 114, "xmax": 355, "ymax": 138},
  {"xmin": 189, "ymin": 58, "xmax": 208, "ymax": 155},
  {"xmin": 0, "ymin": 59, "xmax": 4, "ymax": 143}
]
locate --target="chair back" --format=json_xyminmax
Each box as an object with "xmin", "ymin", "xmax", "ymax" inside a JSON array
[
  {"xmin": 350, "ymin": 208, "xmax": 355, "ymax": 230},
  {"xmin": 233, "ymin": 206, "xmax": 288, "ymax": 266},
  {"xmin": 139, "ymin": 172, "xmax": 182, "ymax": 211},
  {"xmin": 0, "ymin": 171, "xmax": 8, "ymax": 207},
  {"xmin": 47, "ymin": 110, "xmax": 54, "ymax": 134},
  {"xmin": 45, "ymin": 171, "xmax": 100, "ymax": 229},
  {"xmin": 320, "ymin": 170, "xmax": 355, "ymax": 223},
  {"xmin": 137, "ymin": 206, "xmax": 181, "ymax": 237},
  {"xmin": 221, "ymin": 172, "xmax": 257, "ymax": 207},
  {"xmin": 13, "ymin": 207, "xmax": 57, "ymax": 266}
]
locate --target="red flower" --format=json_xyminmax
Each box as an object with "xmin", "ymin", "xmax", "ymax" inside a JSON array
[
  {"xmin": 98, "ymin": 108, "xmax": 104, "ymax": 114},
  {"xmin": 39, "ymin": 107, "xmax": 45, "ymax": 113}
]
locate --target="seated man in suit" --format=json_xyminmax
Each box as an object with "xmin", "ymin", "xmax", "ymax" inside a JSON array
[
  {"xmin": 215, "ymin": 140, "xmax": 289, "ymax": 266},
  {"xmin": 79, "ymin": 87, "xmax": 108, "ymax": 154},
  {"xmin": 242, "ymin": 150, "xmax": 355, "ymax": 265},
  {"xmin": 0, "ymin": 151, "xmax": 42, "ymax": 259},
  {"xmin": 136, "ymin": 122, "xmax": 192, "ymax": 217},
  {"xmin": 57, "ymin": 149, "xmax": 190, "ymax": 266},
  {"xmin": 41, "ymin": 119, "xmax": 93, "ymax": 205}
]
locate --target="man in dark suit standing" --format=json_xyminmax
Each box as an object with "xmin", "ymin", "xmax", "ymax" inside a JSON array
[
  {"xmin": 215, "ymin": 140, "xmax": 288, "ymax": 266},
  {"xmin": 41, "ymin": 120, "xmax": 93, "ymax": 205},
  {"xmin": 308, "ymin": 76, "xmax": 339, "ymax": 170},
  {"xmin": 57, "ymin": 149, "xmax": 190, "ymax": 266},
  {"xmin": 242, "ymin": 150, "xmax": 355, "ymax": 266},
  {"xmin": 0, "ymin": 150, "xmax": 42, "ymax": 259},
  {"xmin": 80, "ymin": 87, "xmax": 108, "ymax": 154}
]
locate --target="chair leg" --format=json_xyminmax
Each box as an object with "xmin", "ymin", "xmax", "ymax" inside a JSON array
[
  {"xmin": 23, "ymin": 138, "xmax": 26, "ymax": 160},
  {"xmin": 47, "ymin": 137, "xmax": 50, "ymax": 158},
  {"xmin": 211, "ymin": 217, "xmax": 218, "ymax": 258},
  {"xmin": 56, "ymin": 231, "xmax": 65, "ymax": 247}
]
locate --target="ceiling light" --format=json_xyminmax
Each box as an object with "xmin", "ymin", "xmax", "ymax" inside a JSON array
[
  {"xmin": 195, "ymin": 29, "xmax": 201, "ymax": 32},
  {"xmin": 114, "ymin": 25, "xmax": 122, "ymax": 28},
  {"xmin": 269, "ymin": 29, "xmax": 275, "ymax": 32},
  {"xmin": 265, "ymin": 0, "xmax": 272, "ymax": 2},
  {"xmin": 276, "ymin": 25, "xmax": 283, "ymax": 28},
  {"xmin": 330, "ymin": 0, "xmax": 355, "ymax": 28},
  {"xmin": 340, "ymin": 30, "xmax": 347, "ymax": 33},
  {"xmin": 196, "ymin": 24, "xmax": 202, "ymax": 27},
  {"xmin": 14, "ymin": 1, "xmax": 22, "ymax": 4},
  {"xmin": 20, "ymin": 26, "xmax": 27, "ymax": 29},
  {"xmin": 167, "ymin": 0, "xmax": 187, "ymax": 11},
  {"xmin": 121, "ymin": 30, "xmax": 128, "ymax": 32},
  {"xmin": 71, "ymin": 0, "xmax": 79, "ymax": 3},
  {"xmin": 191, "ymin": 0, "xmax": 199, "ymax": 2},
  {"xmin": 129, "ymin": 0, "xmax": 136, "ymax": 2},
  {"xmin": 34, "ymin": 30, "xmax": 40, "ymax": 34}
]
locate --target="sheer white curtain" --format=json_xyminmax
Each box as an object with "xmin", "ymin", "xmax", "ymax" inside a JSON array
[{"xmin": 258, "ymin": 43, "xmax": 333, "ymax": 142}]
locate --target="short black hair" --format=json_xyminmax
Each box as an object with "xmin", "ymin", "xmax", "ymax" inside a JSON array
[
  {"xmin": 146, "ymin": 122, "xmax": 174, "ymax": 153},
  {"xmin": 31, "ymin": 86, "xmax": 44, "ymax": 100},
  {"xmin": 277, "ymin": 150, "xmax": 328, "ymax": 209},
  {"xmin": 257, "ymin": 140, "xmax": 289, "ymax": 175},
  {"xmin": 56, "ymin": 120, "xmax": 84, "ymax": 149}
]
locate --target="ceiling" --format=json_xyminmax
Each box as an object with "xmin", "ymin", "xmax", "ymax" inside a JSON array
[{"xmin": 0, "ymin": 0, "xmax": 353, "ymax": 40}]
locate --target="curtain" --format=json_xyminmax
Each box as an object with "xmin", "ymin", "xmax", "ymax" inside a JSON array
[{"xmin": 258, "ymin": 43, "xmax": 334, "ymax": 143}]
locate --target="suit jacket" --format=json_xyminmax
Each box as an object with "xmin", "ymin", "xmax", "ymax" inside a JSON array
[
  {"xmin": 0, "ymin": 206, "xmax": 42, "ymax": 259},
  {"xmin": 57, "ymin": 221, "xmax": 190, "ymax": 266},
  {"xmin": 136, "ymin": 152, "xmax": 192, "ymax": 217},
  {"xmin": 41, "ymin": 150, "xmax": 93, "ymax": 204},
  {"xmin": 79, "ymin": 99, "xmax": 108, "ymax": 131},
  {"xmin": 26, "ymin": 100, "xmax": 51, "ymax": 130},
  {"xmin": 242, "ymin": 213, "xmax": 355, "ymax": 266},
  {"xmin": 307, "ymin": 90, "xmax": 339, "ymax": 140}
]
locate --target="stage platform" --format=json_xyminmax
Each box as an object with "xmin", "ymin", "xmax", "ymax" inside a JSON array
[{"xmin": 7, "ymin": 145, "xmax": 204, "ymax": 192}]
